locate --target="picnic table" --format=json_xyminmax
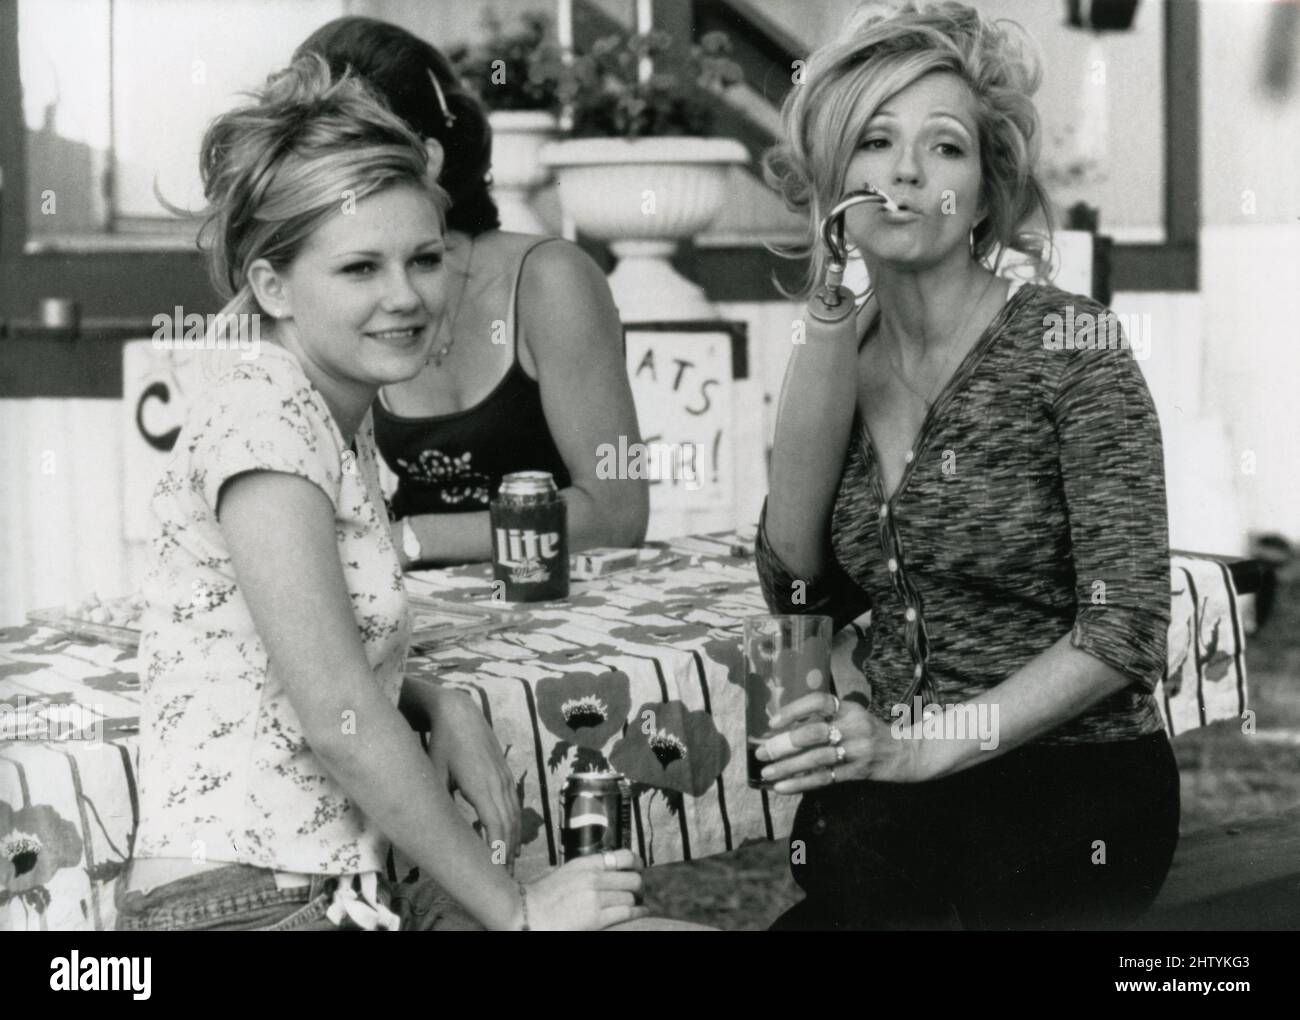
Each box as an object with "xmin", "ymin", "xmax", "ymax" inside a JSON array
[{"xmin": 0, "ymin": 533, "xmax": 1249, "ymax": 931}]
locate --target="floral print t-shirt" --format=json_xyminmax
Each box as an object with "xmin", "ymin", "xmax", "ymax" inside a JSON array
[{"xmin": 135, "ymin": 342, "xmax": 410, "ymax": 875}]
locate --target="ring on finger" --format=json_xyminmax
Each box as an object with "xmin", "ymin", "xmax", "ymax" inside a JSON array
[
  {"xmin": 827, "ymin": 724, "xmax": 843, "ymax": 746},
  {"xmin": 828, "ymin": 766, "xmax": 837, "ymax": 785},
  {"xmin": 602, "ymin": 850, "xmax": 618, "ymax": 870},
  {"xmin": 834, "ymin": 743, "xmax": 847, "ymax": 764}
]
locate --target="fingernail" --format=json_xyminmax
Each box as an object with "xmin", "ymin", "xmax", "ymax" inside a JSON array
[{"xmin": 761, "ymin": 766, "xmax": 773, "ymax": 779}]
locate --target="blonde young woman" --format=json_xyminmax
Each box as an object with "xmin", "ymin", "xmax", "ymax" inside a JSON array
[
  {"xmin": 116, "ymin": 55, "xmax": 652, "ymax": 931},
  {"xmin": 753, "ymin": 1, "xmax": 1177, "ymax": 929},
  {"xmin": 295, "ymin": 17, "xmax": 649, "ymax": 568}
]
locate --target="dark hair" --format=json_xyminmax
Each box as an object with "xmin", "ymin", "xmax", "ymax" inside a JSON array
[{"xmin": 295, "ymin": 16, "xmax": 500, "ymax": 236}]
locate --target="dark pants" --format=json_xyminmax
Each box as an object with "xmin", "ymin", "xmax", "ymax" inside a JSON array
[{"xmin": 771, "ymin": 731, "xmax": 1181, "ymax": 931}]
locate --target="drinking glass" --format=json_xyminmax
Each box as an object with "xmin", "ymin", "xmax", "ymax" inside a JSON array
[{"xmin": 743, "ymin": 614, "xmax": 833, "ymax": 788}]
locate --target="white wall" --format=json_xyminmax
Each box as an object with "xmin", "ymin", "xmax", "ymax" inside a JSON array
[
  {"xmin": 1197, "ymin": 0, "xmax": 1300, "ymax": 544},
  {"xmin": 0, "ymin": 399, "xmax": 149, "ymax": 626}
]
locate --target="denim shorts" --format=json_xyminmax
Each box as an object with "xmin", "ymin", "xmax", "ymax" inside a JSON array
[{"xmin": 115, "ymin": 863, "xmax": 484, "ymax": 932}]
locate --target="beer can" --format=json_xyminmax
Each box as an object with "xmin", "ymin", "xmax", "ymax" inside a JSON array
[
  {"xmin": 560, "ymin": 770, "xmax": 633, "ymax": 862},
  {"xmin": 490, "ymin": 471, "xmax": 569, "ymax": 601}
]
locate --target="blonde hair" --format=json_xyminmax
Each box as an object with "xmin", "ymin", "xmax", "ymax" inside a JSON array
[
  {"xmin": 196, "ymin": 52, "xmax": 449, "ymax": 319},
  {"xmin": 763, "ymin": 0, "xmax": 1053, "ymax": 298}
]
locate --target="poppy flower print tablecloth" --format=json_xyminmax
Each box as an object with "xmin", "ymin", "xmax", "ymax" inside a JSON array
[
  {"xmin": 401, "ymin": 534, "xmax": 795, "ymax": 884},
  {"xmin": 0, "ymin": 533, "xmax": 1247, "ymax": 929}
]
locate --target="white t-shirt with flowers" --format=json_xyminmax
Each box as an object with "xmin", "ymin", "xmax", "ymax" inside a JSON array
[{"xmin": 135, "ymin": 342, "xmax": 410, "ymax": 875}]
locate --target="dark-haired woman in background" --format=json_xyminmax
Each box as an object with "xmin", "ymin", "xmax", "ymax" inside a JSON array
[{"xmin": 296, "ymin": 17, "xmax": 649, "ymax": 568}]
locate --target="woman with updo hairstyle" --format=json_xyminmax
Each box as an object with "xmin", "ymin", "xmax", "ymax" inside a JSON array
[
  {"xmin": 117, "ymin": 53, "xmax": 657, "ymax": 931},
  {"xmin": 295, "ymin": 17, "xmax": 649, "ymax": 568},
  {"xmin": 752, "ymin": 1, "xmax": 1178, "ymax": 930}
]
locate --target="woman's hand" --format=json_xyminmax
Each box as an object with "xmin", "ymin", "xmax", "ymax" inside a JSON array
[
  {"xmin": 522, "ymin": 849, "xmax": 648, "ymax": 930},
  {"xmin": 755, "ymin": 692, "xmax": 927, "ymax": 791},
  {"xmin": 426, "ymin": 689, "xmax": 522, "ymax": 870}
]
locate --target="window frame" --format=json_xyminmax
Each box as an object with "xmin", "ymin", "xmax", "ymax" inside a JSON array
[
  {"xmin": 0, "ymin": 0, "xmax": 1201, "ymax": 388},
  {"xmin": 0, "ymin": 0, "xmax": 215, "ymax": 346}
]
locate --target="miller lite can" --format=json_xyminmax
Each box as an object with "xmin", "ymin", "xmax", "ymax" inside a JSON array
[
  {"xmin": 561, "ymin": 771, "xmax": 633, "ymax": 862},
  {"xmin": 490, "ymin": 471, "xmax": 569, "ymax": 601}
]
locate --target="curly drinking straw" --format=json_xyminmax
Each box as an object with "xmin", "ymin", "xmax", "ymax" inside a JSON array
[{"xmin": 808, "ymin": 181, "xmax": 899, "ymax": 323}]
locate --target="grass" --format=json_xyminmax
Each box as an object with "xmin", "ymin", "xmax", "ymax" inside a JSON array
[{"xmin": 641, "ymin": 577, "xmax": 1300, "ymax": 930}]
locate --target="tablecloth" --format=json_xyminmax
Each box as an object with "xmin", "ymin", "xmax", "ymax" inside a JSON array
[{"xmin": 1, "ymin": 533, "xmax": 1247, "ymax": 930}]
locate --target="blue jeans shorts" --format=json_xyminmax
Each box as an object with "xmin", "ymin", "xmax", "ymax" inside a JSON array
[{"xmin": 115, "ymin": 864, "xmax": 484, "ymax": 932}]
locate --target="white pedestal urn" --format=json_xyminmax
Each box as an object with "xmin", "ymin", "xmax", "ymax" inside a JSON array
[
  {"xmin": 488, "ymin": 110, "xmax": 560, "ymax": 234},
  {"xmin": 539, "ymin": 137, "xmax": 748, "ymax": 321}
]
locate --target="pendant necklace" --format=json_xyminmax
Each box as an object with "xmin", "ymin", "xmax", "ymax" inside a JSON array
[
  {"xmin": 429, "ymin": 236, "xmax": 475, "ymax": 369},
  {"xmin": 887, "ymin": 273, "xmax": 995, "ymax": 410}
]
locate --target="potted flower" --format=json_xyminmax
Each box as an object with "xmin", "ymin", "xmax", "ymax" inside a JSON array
[
  {"xmin": 539, "ymin": 30, "xmax": 748, "ymax": 319},
  {"xmin": 451, "ymin": 13, "xmax": 566, "ymax": 233}
]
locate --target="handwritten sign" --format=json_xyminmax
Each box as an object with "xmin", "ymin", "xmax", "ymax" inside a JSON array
[
  {"xmin": 623, "ymin": 324, "xmax": 745, "ymax": 536},
  {"xmin": 121, "ymin": 342, "xmax": 228, "ymax": 541}
]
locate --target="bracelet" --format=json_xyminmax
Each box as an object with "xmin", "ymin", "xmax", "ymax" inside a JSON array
[
  {"xmin": 400, "ymin": 518, "xmax": 422, "ymax": 565},
  {"xmin": 516, "ymin": 881, "xmax": 531, "ymax": 931}
]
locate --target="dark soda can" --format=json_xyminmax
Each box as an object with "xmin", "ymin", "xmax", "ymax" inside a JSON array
[
  {"xmin": 490, "ymin": 471, "xmax": 569, "ymax": 602},
  {"xmin": 560, "ymin": 771, "xmax": 632, "ymax": 862}
]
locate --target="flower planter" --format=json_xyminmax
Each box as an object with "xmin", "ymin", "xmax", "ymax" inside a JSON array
[
  {"xmin": 539, "ymin": 137, "xmax": 749, "ymax": 320},
  {"xmin": 488, "ymin": 110, "xmax": 561, "ymax": 234}
]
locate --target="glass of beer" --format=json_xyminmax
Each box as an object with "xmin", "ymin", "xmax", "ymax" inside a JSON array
[{"xmin": 743, "ymin": 614, "xmax": 833, "ymax": 789}]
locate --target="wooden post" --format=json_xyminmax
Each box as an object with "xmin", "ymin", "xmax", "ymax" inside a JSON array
[
  {"xmin": 647, "ymin": 0, "xmax": 693, "ymax": 81},
  {"xmin": 635, "ymin": 0, "xmax": 653, "ymax": 83},
  {"xmin": 556, "ymin": 0, "xmax": 576, "ymax": 240},
  {"xmin": 557, "ymin": 0, "xmax": 573, "ymax": 59}
]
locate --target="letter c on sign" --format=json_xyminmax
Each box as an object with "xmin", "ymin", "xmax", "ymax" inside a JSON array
[{"xmin": 136, "ymin": 381, "xmax": 181, "ymax": 452}]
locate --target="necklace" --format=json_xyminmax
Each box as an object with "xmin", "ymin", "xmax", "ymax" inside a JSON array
[
  {"xmin": 885, "ymin": 273, "xmax": 996, "ymax": 410},
  {"xmin": 428, "ymin": 236, "xmax": 475, "ymax": 368}
]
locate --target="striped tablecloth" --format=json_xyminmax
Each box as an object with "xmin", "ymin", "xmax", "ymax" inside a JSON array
[{"xmin": 1, "ymin": 534, "xmax": 1247, "ymax": 930}]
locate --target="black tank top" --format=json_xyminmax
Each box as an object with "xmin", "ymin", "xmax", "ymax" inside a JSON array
[{"xmin": 374, "ymin": 237, "xmax": 572, "ymax": 518}]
